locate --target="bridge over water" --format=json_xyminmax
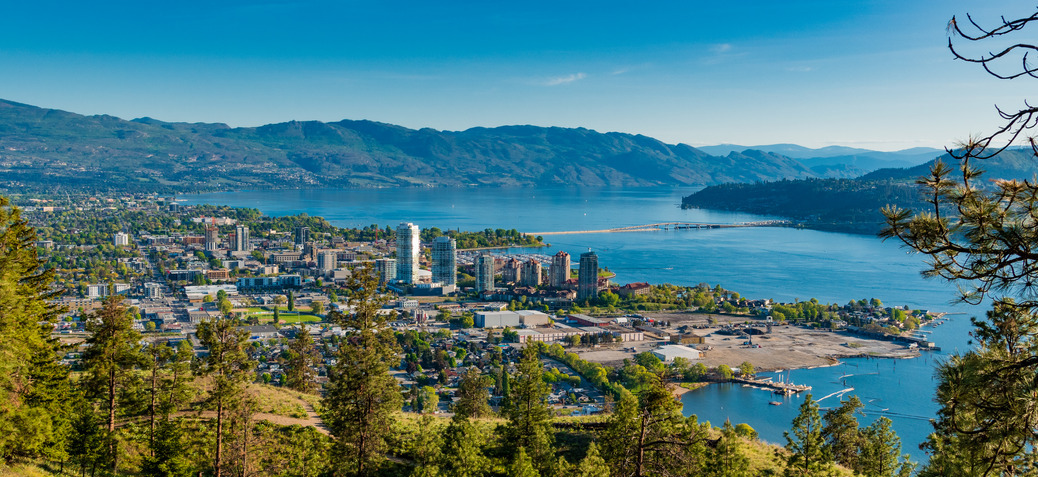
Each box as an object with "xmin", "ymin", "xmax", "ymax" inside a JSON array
[{"xmin": 526, "ymin": 220, "xmax": 789, "ymax": 236}]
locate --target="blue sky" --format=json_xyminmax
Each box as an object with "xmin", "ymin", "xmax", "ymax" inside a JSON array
[{"xmin": 1, "ymin": 1, "xmax": 1030, "ymax": 150}]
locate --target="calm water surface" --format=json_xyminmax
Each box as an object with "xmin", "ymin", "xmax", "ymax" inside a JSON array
[{"xmin": 183, "ymin": 187, "xmax": 980, "ymax": 461}]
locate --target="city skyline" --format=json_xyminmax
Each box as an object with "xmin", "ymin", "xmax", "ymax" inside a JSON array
[{"xmin": 0, "ymin": 1, "xmax": 1027, "ymax": 150}]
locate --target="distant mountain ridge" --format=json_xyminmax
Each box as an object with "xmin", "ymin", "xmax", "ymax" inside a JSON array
[
  {"xmin": 682, "ymin": 148, "xmax": 1038, "ymax": 234},
  {"xmin": 697, "ymin": 142, "xmax": 942, "ymax": 170},
  {"xmin": 0, "ymin": 98, "xmax": 936, "ymax": 193}
]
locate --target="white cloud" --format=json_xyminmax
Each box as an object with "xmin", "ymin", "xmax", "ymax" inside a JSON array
[
  {"xmin": 543, "ymin": 72, "xmax": 587, "ymax": 86},
  {"xmin": 785, "ymin": 66, "xmax": 814, "ymax": 73},
  {"xmin": 712, "ymin": 43, "xmax": 733, "ymax": 54}
]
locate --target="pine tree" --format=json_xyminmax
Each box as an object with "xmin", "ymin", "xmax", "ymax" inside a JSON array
[
  {"xmin": 503, "ymin": 345, "xmax": 554, "ymax": 472},
  {"xmin": 859, "ymin": 417, "xmax": 915, "ymax": 477},
  {"xmin": 438, "ymin": 417, "xmax": 488, "ymax": 477},
  {"xmin": 784, "ymin": 394, "xmax": 831, "ymax": 476},
  {"xmin": 453, "ymin": 367, "xmax": 492, "ymax": 419},
  {"xmin": 195, "ymin": 317, "xmax": 255, "ymax": 477},
  {"xmin": 323, "ymin": 263, "xmax": 401, "ymax": 476},
  {"xmin": 601, "ymin": 378, "xmax": 695, "ymax": 477},
  {"xmin": 573, "ymin": 442, "xmax": 610, "ymax": 477},
  {"xmin": 509, "ymin": 447, "xmax": 540, "ymax": 477},
  {"xmin": 821, "ymin": 396, "xmax": 863, "ymax": 470},
  {"xmin": 0, "ymin": 196, "xmax": 70, "ymax": 464},
  {"xmin": 410, "ymin": 415, "xmax": 442, "ymax": 477},
  {"xmin": 286, "ymin": 326, "xmax": 320, "ymax": 394},
  {"xmin": 81, "ymin": 295, "xmax": 145, "ymax": 471},
  {"xmin": 708, "ymin": 420, "xmax": 749, "ymax": 477}
]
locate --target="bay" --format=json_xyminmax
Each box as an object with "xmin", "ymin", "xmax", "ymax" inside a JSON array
[{"xmin": 182, "ymin": 186, "xmax": 979, "ymax": 462}]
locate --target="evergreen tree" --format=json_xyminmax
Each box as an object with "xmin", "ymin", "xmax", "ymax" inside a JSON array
[
  {"xmin": 453, "ymin": 367, "xmax": 492, "ymax": 419},
  {"xmin": 859, "ymin": 417, "xmax": 915, "ymax": 477},
  {"xmin": 273, "ymin": 305, "xmax": 280, "ymax": 324},
  {"xmin": 323, "ymin": 263, "xmax": 401, "ymax": 476},
  {"xmin": 503, "ymin": 345, "xmax": 554, "ymax": 472},
  {"xmin": 499, "ymin": 366, "xmax": 511, "ymax": 410},
  {"xmin": 410, "ymin": 415, "xmax": 442, "ymax": 477},
  {"xmin": 0, "ymin": 196, "xmax": 71, "ymax": 464},
  {"xmin": 141, "ymin": 418, "xmax": 194, "ymax": 477},
  {"xmin": 784, "ymin": 394, "xmax": 831, "ymax": 476},
  {"xmin": 821, "ymin": 395, "xmax": 864, "ymax": 470},
  {"xmin": 81, "ymin": 295, "xmax": 145, "ymax": 471},
  {"xmin": 195, "ymin": 317, "xmax": 255, "ymax": 477},
  {"xmin": 288, "ymin": 290, "xmax": 295, "ymax": 311},
  {"xmin": 509, "ymin": 447, "xmax": 540, "ymax": 477},
  {"xmin": 439, "ymin": 417, "xmax": 488, "ymax": 477},
  {"xmin": 286, "ymin": 326, "xmax": 320, "ymax": 394},
  {"xmin": 708, "ymin": 420, "xmax": 750, "ymax": 477},
  {"xmin": 601, "ymin": 379, "xmax": 697, "ymax": 477},
  {"xmin": 573, "ymin": 442, "xmax": 610, "ymax": 477},
  {"xmin": 880, "ymin": 9, "xmax": 1038, "ymax": 473}
]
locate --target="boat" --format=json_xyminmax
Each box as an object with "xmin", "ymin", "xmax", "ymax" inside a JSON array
[{"xmin": 769, "ymin": 401, "xmax": 782, "ymax": 406}]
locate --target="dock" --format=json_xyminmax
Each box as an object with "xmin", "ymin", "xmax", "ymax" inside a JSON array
[{"xmin": 733, "ymin": 376, "xmax": 812, "ymax": 395}]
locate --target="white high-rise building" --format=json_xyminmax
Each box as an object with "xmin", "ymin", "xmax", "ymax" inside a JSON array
[
  {"xmin": 431, "ymin": 236, "xmax": 457, "ymax": 286},
  {"xmin": 114, "ymin": 232, "xmax": 130, "ymax": 247},
  {"xmin": 234, "ymin": 225, "xmax": 250, "ymax": 252},
  {"xmin": 395, "ymin": 222, "xmax": 420, "ymax": 284}
]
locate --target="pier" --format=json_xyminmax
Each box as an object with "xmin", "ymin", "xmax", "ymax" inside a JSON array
[
  {"xmin": 733, "ymin": 376, "xmax": 812, "ymax": 395},
  {"xmin": 527, "ymin": 220, "xmax": 789, "ymax": 236}
]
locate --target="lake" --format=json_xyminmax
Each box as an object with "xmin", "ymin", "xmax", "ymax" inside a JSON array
[{"xmin": 182, "ymin": 186, "xmax": 978, "ymax": 461}]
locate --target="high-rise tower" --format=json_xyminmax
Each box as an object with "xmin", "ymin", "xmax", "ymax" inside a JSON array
[
  {"xmin": 431, "ymin": 236, "xmax": 457, "ymax": 286},
  {"xmin": 396, "ymin": 222, "xmax": 420, "ymax": 284},
  {"xmin": 475, "ymin": 253, "xmax": 495, "ymax": 292},
  {"xmin": 549, "ymin": 251, "xmax": 571, "ymax": 288},
  {"xmin": 234, "ymin": 225, "xmax": 250, "ymax": 252},
  {"xmin": 577, "ymin": 251, "xmax": 598, "ymax": 301}
]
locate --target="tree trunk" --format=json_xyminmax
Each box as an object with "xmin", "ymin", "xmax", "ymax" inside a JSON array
[
  {"xmin": 108, "ymin": 367, "xmax": 117, "ymax": 473},
  {"xmin": 150, "ymin": 355, "xmax": 158, "ymax": 456},
  {"xmin": 216, "ymin": 397, "xmax": 223, "ymax": 477},
  {"xmin": 635, "ymin": 414, "xmax": 647, "ymax": 477}
]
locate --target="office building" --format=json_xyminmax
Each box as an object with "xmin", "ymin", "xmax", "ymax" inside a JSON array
[
  {"xmin": 318, "ymin": 251, "xmax": 337, "ymax": 272},
  {"xmin": 475, "ymin": 253, "xmax": 495, "ymax": 292},
  {"xmin": 375, "ymin": 258, "xmax": 396, "ymax": 286},
  {"xmin": 578, "ymin": 251, "xmax": 599, "ymax": 301},
  {"xmin": 295, "ymin": 226, "xmax": 310, "ymax": 246},
  {"xmin": 204, "ymin": 226, "xmax": 219, "ymax": 252},
  {"xmin": 431, "ymin": 236, "xmax": 457, "ymax": 286},
  {"xmin": 521, "ymin": 259, "xmax": 542, "ymax": 287},
  {"xmin": 114, "ymin": 232, "xmax": 129, "ymax": 247},
  {"xmin": 549, "ymin": 251, "xmax": 571, "ymax": 288},
  {"xmin": 234, "ymin": 225, "xmax": 250, "ymax": 252},
  {"xmin": 396, "ymin": 222, "xmax": 420, "ymax": 283}
]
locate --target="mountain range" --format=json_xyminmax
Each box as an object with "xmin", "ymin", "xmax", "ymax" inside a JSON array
[
  {"xmin": 0, "ymin": 99, "xmax": 941, "ymax": 193},
  {"xmin": 682, "ymin": 148, "xmax": 1038, "ymax": 234}
]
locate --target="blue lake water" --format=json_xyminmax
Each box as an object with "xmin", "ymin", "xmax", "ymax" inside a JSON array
[{"xmin": 182, "ymin": 186, "xmax": 980, "ymax": 461}]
